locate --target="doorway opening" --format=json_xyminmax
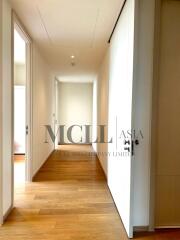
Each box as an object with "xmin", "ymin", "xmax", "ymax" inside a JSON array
[
  {"xmin": 13, "ymin": 28, "xmax": 26, "ymax": 187},
  {"xmin": 54, "ymin": 80, "xmax": 93, "ymax": 146},
  {"xmin": 13, "ymin": 15, "xmax": 32, "ymax": 195}
]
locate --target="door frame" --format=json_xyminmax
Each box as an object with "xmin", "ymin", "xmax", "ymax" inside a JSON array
[
  {"xmin": 149, "ymin": 0, "xmax": 162, "ymax": 231},
  {"xmin": 12, "ymin": 12, "xmax": 33, "ymax": 193},
  {"xmin": 0, "ymin": 0, "xmax": 3, "ymax": 226},
  {"xmin": 150, "ymin": 0, "xmax": 180, "ymax": 230},
  {"xmin": 54, "ymin": 78, "xmax": 59, "ymax": 149}
]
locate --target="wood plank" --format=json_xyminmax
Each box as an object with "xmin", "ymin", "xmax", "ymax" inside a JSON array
[{"xmin": 1, "ymin": 145, "xmax": 180, "ymax": 239}]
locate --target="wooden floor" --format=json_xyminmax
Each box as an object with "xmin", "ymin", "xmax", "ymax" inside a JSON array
[{"xmin": 1, "ymin": 145, "xmax": 180, "ymax": 239}]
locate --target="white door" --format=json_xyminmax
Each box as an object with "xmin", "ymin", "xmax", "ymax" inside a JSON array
[{"xmin": 108, "ymin": 0, "xmax": 135, "ymax": 238}]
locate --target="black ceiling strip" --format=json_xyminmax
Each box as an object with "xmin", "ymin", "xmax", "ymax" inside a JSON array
[{"xmin": 108, "ymin": 0, "xmax": 127, "ymax": 44}]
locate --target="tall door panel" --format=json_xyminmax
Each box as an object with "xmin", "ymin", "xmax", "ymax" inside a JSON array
[{"xmin": 108, "ymin": 0, "xmax": 135, "ymax": 237}]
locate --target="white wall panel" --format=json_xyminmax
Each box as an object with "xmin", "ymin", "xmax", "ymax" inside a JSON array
[{"xmin": 108, "ymin": 0, "xmax": 135, "ymax": 237}]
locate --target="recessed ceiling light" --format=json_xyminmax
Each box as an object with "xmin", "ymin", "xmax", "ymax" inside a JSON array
[{"xmin": 71, "ymin": 55, "xmax": 75, "ymax": 59}]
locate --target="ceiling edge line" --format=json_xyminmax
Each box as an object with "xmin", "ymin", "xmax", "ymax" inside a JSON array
[{"xmin": 36, "ymin": 6, "xmax": 53, "ymax": 44}]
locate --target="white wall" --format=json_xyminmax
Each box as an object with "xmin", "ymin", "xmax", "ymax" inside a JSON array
[
  {"xmin": 14, "ymin": 63, "xmax": 26, "ymax": 154},
  {"xmin": 92, "ymin": 79, "xmax": 97, "ymax": 152},
  {"xmin": 2, "ymin": 0, "xmax": 12, "ymax": 216},
  {"xmin": 54, "ymin": 79, "xmax": 60, "ymax": 148},
  {"xmin": 97, "ymin": 50, "xmax": 109, "ymax": 176},
  {"xmin": 32, "ymin": 45, "xmax": 54, "ymax": 176},
  {"xmin": 14, "ymin": 64, "xmax": 26, "ymax": 85},
  {"xmin": 59, "ymin": 82, "xmax": 93, "ymax": 144},
  {"xmin": 14, "ymin": 86, "xmax": 26, "ymax": 154}
]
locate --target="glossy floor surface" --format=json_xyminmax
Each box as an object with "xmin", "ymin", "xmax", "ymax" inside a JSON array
[
  {"xmin": 1, "ymin": 145, "xmax": 180, "ymax": 239},
  {"xmin": 1, "ymin": 145, "xmax": 128, "ymax": 240}
]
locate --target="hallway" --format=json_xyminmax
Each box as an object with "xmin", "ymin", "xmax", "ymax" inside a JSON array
[
  {"xmin": 1, "ymin": 145, "xmax": 128, "ymax": 240},
  {"xmin": 1, "ymin": 0, "xmax": 180, "ymax": 238}
]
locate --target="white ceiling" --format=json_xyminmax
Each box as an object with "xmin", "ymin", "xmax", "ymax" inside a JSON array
[{"xmin": 10, "ymin": 0, "xmax": 124, "ymax": 81}]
